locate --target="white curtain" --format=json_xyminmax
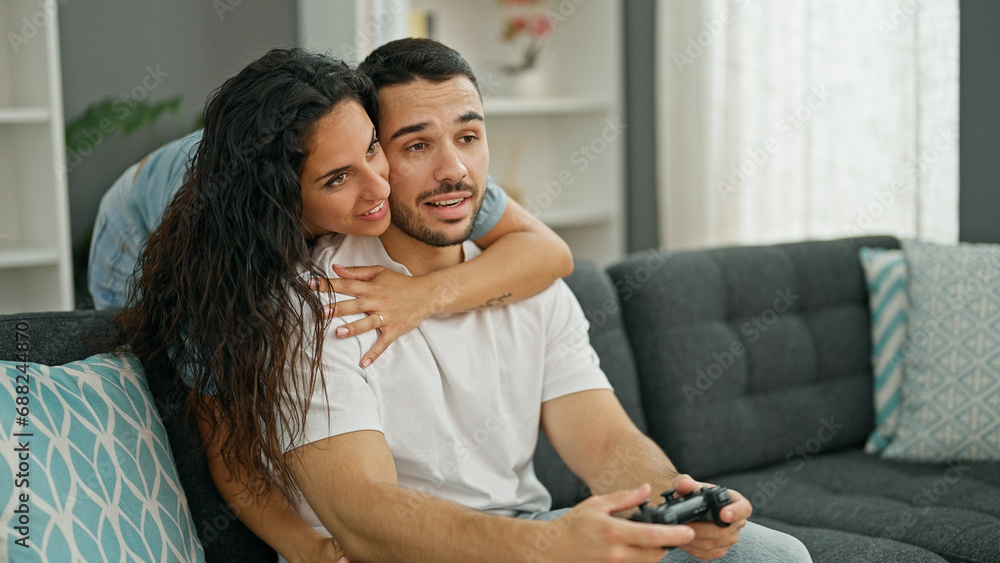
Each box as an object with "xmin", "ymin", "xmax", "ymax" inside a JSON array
[{"xmin": 656, "ymin": 0, "xmax": 959, "ymax": 250}]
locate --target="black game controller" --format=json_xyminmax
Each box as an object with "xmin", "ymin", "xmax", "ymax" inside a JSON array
[{"xmin": 630, "ymin": 486, "xmax": 732, "ymax": 527}]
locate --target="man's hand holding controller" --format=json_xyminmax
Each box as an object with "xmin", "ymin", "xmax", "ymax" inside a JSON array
[
  {"xmin": 541, "ymin": 484, "xmax": 695, "ymax": 563},
  {"xmin": 645, "ymin": 475, "xmax": 753, "ymax": 562},
  {"xmin": 538, "ymin": 477, "xmax": 751, "ymax": 563}
]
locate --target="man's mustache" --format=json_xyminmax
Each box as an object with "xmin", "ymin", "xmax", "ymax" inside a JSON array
[{"xmin": 418, "ymin": 180, "xmax": 478, "ymax": 203}]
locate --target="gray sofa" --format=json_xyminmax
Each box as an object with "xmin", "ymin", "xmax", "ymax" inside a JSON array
[{"xmin": 3, "ymin": 235, "xmax": 999, "ymax": 562}]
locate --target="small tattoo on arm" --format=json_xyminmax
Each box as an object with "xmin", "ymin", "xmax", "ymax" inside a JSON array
[{"xmin": 474, "ymin": 292, "xmax": 513, "ymax": 310}]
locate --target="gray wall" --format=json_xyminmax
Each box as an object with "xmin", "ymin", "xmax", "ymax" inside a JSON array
[
  {"xmin": 958, "ymin": 0, "xmax": 1000, "ymax": 243},
  {"xmin": 59, "ymin": 0, "xmax": 298, "ymax": 288},
  {"xmin": 623, "ymin": 0, "xmax": 659, "ymax": 253}
]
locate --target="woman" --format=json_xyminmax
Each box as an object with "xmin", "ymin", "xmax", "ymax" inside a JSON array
[{"xmin": 112, "ymin": 48, "xmax": 571, "ymax": 562}]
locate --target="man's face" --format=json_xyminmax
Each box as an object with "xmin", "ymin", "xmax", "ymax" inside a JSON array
[{"xmin": 376, "ymin": 76, "xmax": 489, "ymax": 247}]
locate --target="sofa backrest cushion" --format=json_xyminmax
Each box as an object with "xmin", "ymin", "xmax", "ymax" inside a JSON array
[
  {"xmin": 0, "ymin": 312, "xmax": 276, "ymax": 563},
  {"xmin": 0, "ymin": 311, "xmax": 115, "ymax": 366},
  {"xmin": 536, "ymin": 260, "xmax": 646, "ymax": 509},
  {"xmin": 607, "ymin": 237, "xmax": 900, "ymax": 478}
]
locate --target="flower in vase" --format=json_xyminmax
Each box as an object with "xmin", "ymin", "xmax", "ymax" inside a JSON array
[{"xmin": 498, "ymin": 0, "xmax": 553, "ymax": 74}]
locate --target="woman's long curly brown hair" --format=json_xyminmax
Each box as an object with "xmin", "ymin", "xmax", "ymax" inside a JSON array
[{"xmin": 112, "ymin": 48, "xmax": 376, "ymax": 494}]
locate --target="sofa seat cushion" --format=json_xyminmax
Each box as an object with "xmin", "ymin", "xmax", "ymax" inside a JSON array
[
  {"xmin": 713, "ymin": 448, "xmax": 1000, "ymax": 563},
  {"xmin": 752, "ymin": 516, "xmax": 949, "ymax": 563}
]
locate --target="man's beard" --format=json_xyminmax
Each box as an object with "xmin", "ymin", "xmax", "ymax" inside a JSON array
[{"xmin": 389, "ymin": 180, "xmax": 482, "ymax": 247}]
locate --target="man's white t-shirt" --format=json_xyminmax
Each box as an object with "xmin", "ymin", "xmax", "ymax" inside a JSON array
[{"xmin": 282, "ymin": 234, "xmax": 612, "ymax": 532}]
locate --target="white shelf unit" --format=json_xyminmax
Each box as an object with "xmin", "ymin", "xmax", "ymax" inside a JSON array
[
  {"xmin": 0, "ymin": 0, "xmax": 75, "ymax": 313},
  {"xmin": 413, "ymin": 0, "xmax": 625, "ymax": 266},
  {"xmin": 298, "ymin": 0, "xmax": 625, "ymax": 266}
]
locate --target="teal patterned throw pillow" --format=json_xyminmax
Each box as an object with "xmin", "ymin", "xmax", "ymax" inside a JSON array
[
  {"xmin": 859, "ymin": 248, "xmax": 908, "ymax": 453},
  {"xmin": 882, "ymin": 240, "xmax": 1000, "ymax": 462},
  {"xmin": 0, "ymin": 353, "xmax": 205, "ymax": 562}
]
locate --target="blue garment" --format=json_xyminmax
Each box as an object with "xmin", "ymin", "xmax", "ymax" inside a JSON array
[
  {"xmin": 88, "ymin": 129, "xmax": 509, "ymax": 309},
  {"xmin": 88, "ymin": 130, "xmax": 201, "ymax": 309}
]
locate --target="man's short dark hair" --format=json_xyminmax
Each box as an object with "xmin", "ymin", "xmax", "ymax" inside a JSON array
[{"xmin": 359, "ymin": 38, "xmax": 479, "ymax": 93}]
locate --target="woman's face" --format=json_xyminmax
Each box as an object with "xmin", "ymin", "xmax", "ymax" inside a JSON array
[{"xmin": 299, "ymin": 100, "xmax": 391, "ymax": 237}]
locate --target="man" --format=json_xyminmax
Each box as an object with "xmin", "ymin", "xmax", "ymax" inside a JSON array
[{"xmin": 278, "ymin": 38, "xmax": 812, "ymax": 563}]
